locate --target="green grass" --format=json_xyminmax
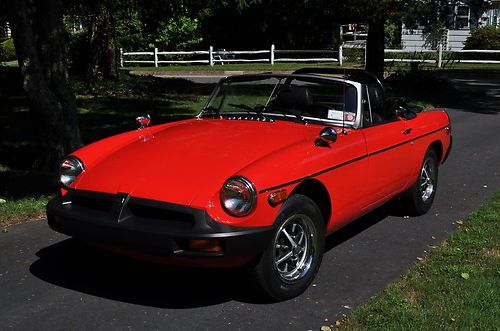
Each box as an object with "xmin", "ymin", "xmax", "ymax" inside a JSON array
[
  {"xmin": 123, "ymin": 62, "xmax": 344, "ymax": 72},
  {"xmin": 0, "ymin": 60, "xmax": 18, "ymax": 67},
  {"xmin": 337, "ymin": 190, "xmax": 500, "ymax": 331},
  {"xmin": 385, "ymin": 62, "xmax": 500, "ymax": 72},
  {"xmin": 0, "ymin": 196, "xmax": 52, "ymax": 228},
  {"xmin": 124, "ymin": 62, "xmax": 500, "ymax": 73}
]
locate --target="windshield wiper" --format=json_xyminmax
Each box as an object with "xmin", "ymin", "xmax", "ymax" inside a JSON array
[{"xmin": 227, "ymin": 103, "xmax": 260, "ymax": 114}]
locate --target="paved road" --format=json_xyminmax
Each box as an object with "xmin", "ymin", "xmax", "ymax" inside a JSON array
[{"xmin": 1, "ymin": 75, "xmax": 499, "ymax": 330}]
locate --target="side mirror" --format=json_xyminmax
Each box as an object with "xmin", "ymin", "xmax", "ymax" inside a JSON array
[
  {"xmin": 136, "ymin": 114, "xmax": 151, "ymax": 129},
  {"xmin": 315, "ymin": 127, "xmax": 337, "ymax": 147},
  {"xmin": 320, "ymin": 127, "xmax": 338, "ymax": 143}
]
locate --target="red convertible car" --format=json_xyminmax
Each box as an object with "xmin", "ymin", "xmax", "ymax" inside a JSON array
[{"xmin": 47, "ymin": 69, "xmax": 452, "ymax": 300}]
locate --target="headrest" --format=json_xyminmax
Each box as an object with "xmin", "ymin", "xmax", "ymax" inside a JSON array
[{"xmin": 274, "ymin": 86, "xmax": 313, "ymax": 108}]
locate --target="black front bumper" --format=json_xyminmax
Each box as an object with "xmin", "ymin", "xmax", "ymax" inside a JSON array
[{"xmin": 46, "ymin": 190, "xmax": 274, "ymax": 258}]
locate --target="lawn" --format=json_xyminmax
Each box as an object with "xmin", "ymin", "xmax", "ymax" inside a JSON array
[
  {"xmin": 336, "ymin": 190, "xmax": 500, "ymax": 331},
  {"xmin": 124, "ymin": 62, "xmax": 345, "ymax": 72},
  {"xmin": 0, "ymin": 196, "xmax": 51, "ymax": 229},
  {"xmin": 123, "ymin": 62, "xmax": 500, "ymax": 73}
]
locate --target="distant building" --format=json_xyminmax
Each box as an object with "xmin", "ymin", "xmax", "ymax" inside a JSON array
[
  {"xmin": 402, "ymin": 0, "xmax": 500, "ymax": 51},
  {"xmin": 340, "ymin": 24, "xmax": 368, "ymax": 49},
  {"xmin": 480, "ymin": 1, "xmax": 500, "ymax": 27}
]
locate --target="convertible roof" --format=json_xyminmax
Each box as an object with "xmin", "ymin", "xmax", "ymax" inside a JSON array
[{"xmin": 293, "ymin": 68, "xmax": 383, "ymax": 90}]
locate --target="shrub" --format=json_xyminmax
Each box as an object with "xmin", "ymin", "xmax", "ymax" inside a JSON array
[
  {"xmin": 151, "ymin": 16, "xmax": 203, "ymax": 50},
  {"xmin": 343, "ymin": 48, "xmax": 365, "ymax": 63},
  {"xmin": 464, "ymin": 26, "xmax": 500, "ymax": 50},
  {"xmin": 0, "ymin": 38, "xmax": 16, "ymax": 62}
]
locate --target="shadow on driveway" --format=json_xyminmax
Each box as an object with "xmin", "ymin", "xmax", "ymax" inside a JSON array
[{"xmin": 29, "ymin": 201, "xmax": 404, "ymax": 308}]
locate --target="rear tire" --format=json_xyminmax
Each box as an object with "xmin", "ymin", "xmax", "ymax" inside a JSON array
[
  {"xmin": 252, "ymin": 194, "xmax": 325, "ymax": 301},
  {"xmin": 401, "ymin": 147, "xmax": 439, "ymax": 216}
]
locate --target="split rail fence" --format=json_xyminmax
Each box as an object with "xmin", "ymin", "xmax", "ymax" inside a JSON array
[{"xmin": 120, "ymin": 44, "xmax": 500, "ymax": 68}]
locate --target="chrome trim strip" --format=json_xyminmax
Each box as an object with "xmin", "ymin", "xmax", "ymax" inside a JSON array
[{"xmin": 258, "ymin": 125, "xmax": 448, "ymax": 194}]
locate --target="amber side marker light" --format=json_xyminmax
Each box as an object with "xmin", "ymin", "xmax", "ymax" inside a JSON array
[
  {"xmin": 268, "ymin": 189, "xmax": 288, "ymax": 206},
  {"xmin": 186, "ymin": 239, "xmax": 223, "ymax": 252}
]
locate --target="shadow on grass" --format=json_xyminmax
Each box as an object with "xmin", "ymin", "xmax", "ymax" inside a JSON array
[
  {"xmin": 30, "ymin": 200, "xmax": 404, "ymax": 308},
  {"xmin": 0, "ymin": 67, "xmax": 214, "ymax": 199},
  {"xmin": 386, "ymin": 70, "xmax": 500, "ymax": 115}
]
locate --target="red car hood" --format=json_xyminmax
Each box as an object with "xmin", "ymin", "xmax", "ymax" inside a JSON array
[{"xmin": 74, "ymin": 118, "xmax": 317, "ymax": 207}]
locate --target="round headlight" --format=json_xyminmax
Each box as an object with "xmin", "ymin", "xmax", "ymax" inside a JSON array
[
  {"xmin": 221, "ymin": 176, "xmax": 256, "ymax": 217},
  {"xmin": 60, "ymin": 156, "xmax": 85, "ymax": 187}
]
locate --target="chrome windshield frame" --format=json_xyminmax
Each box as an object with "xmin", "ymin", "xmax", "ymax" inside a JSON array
[{"xmin": 198, "ymin": 74, "xmax": 363, "ymax": 129}]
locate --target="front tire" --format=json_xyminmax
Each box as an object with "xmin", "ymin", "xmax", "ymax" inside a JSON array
[
  {"xmin": 401, "ymin": 147, "xmax": 439, "ymax": 216},
  {"xmin": 252, "ymin": 194, "xmax": 325, "ymax": 301}
]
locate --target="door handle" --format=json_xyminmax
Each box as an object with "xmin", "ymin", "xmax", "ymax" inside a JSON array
[{"xmin": 402, "ymin": 128, "xmax": 413, "ymax": 134}]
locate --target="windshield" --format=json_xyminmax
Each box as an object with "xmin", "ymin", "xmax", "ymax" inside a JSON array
[{"xmin": 201, "ymin": 75, "xmax": 358, "ymax": 125}]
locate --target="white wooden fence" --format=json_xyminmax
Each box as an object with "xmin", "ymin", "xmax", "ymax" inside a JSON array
[
  {"xmin": 120, "ymin": 44, "xmax": 341, "ymax": 67},
  {"xmin": 385, "ymin": 45, "xmax": 500, "ymax": 68},
  {"xmin": 120, "ymin": 44, "xmax": 500, "ymax": 69}
]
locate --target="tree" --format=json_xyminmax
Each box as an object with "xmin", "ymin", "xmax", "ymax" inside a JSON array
[
  {"xmin": 65, "ymin": 0, "xmax": 119, "ymax": 81},
  {"xmin": 86, "ymin": 1, "xmax": 119, "ymax": 81},
  {"xmin": 331, "ymin": 0, "xmax": 409, "ymax": 79},
  {"xmin": 204, "ymin": 0, "xmax": 406, "ymax": 78},
  {"xmin": 6, "ymin": 0, "xmax": 82, "ymax": 171}
]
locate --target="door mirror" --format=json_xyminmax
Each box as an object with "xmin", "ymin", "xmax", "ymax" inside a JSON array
[{"xmin": 319, "ymin": 127, "xmax": 338, "ymax": 143}]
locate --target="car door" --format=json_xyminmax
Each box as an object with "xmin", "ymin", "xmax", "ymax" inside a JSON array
[{"xmin": 361, "ymin": 85, "xmax": 413, "ymax": 207}]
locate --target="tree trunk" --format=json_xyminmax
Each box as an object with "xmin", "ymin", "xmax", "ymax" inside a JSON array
[
  {"xmin": 87, "ymin": 4, "xmax": 118, "ymax": 82},
  {"xmin": 365, "ymin": 17, "xmax": 385, "ymax": 80},
  {"xmin": 7, "ymin": 0, "xmax": 82, "ymax": 172}
]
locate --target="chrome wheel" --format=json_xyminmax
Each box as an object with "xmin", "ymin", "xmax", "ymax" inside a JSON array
[
  {"xmin": 420, "ymin": 157, "xmax": 436, "ymax": 202},
  {"xmin": 272, "ymin": 214, "xmax": 316, "ymax": 283}
]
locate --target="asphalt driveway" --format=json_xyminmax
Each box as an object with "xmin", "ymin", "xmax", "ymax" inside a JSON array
[{"xmin": 1, "ymin": 73, "xmax": 499, "ymax": 330}]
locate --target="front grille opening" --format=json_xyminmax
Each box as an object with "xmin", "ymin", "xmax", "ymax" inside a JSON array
[
  {"xmin": 71, "ymin": 195, "xmax": 114, "ymax": 213},
  {"xmin": 128, "ymin": 204, "xmax": 195, "ymax": 225}
]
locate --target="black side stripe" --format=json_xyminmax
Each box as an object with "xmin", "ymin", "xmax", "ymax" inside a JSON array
[
  {"xmin": 368, "ymin": 126, "xmax": 448, "ymax": 157},
  {"xmin": 258, "ymin": 125, "xmax": 448, "ymax": 194},
  {"xmin": 259, "ymin": 154, "xmax": 368, "ymax": 194}
]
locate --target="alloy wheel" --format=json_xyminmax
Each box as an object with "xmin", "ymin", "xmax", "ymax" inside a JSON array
[
  {"xmin": 420, "ymin": 157, "xmax": 436, "ymax": 202},
  {"xmin": 272, "ymin": 214, "xmax": 316, "ymax": 283}
]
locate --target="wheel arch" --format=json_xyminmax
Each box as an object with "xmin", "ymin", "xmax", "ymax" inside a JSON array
[
  {"xmin": 290, "ymin": 179, "xmax": 331, "ymax": 228},
  {"xmin": 429, "ymin": 140, "xmax": 443, "ymax": 163}
]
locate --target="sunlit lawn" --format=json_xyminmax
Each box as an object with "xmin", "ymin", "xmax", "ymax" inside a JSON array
[
  {"xmin": 123, "ymin": 62, "xmax": 500, "ymax": 72},
  {"xmin": 337, "ymin": 191, "xmax": 500, "ymax": 331}
]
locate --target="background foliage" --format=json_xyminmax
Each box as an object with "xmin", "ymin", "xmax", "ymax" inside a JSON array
[
  {"xmin": 464, "ymin": 26, "xmax": 500, "ymax": 50},
  {"xmin": 0, "ymin": 38, "xmax": 16, "ymax": 62}
]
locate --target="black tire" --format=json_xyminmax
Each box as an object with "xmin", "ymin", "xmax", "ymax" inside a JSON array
[
  {"xmin": 401, "ymin": 147, "xmax": 439, "ymax": 216},
  {"xmin": 252, "ymin": 194, "xmax": 325, "ymax": 301}
]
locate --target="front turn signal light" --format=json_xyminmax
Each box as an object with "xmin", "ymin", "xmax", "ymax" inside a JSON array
[{"xmin": 268, "ymin": 189, "xmax": 288, "ymax": 206}]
